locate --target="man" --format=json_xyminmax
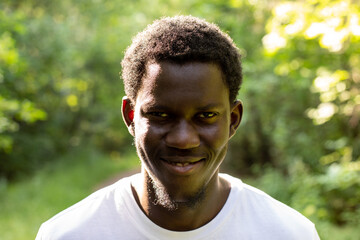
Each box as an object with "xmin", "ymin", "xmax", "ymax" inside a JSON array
[{"xmin": 36, "ymin": 16, "xmax": 320, "ymax": 239}]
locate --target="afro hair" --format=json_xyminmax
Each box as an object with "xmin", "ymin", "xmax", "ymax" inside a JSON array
[{"xmin": 121, "ymin": 15, "xmax": 242, "ymax": 103}]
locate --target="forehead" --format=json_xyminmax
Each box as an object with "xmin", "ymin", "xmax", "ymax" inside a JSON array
[
  {"xmin": 136, "ymin": 61, "xmax": 229, "ymax": 108},
  {"xmin": 143, "ymin": 61, "xmax": 226, "ymax": 89}
]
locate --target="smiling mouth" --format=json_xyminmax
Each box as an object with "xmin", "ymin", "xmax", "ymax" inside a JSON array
[
  {"xmin": 160, "ymin": 157, "xmax": 205, "ymax": 175},
  {"xmin": 162, "ymin": 158, "xmax": 205, "ymax": 167}
]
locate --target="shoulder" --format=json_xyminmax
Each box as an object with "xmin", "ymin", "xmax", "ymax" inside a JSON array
[
  {"xmin": 36, "ymin": 175, "xmax": 135, "ymax": 239},
  {"xmin": 222, "ymin": 173, "xmax": 306, "ymax": 218},
  {"xmin": 220, "ymin": 174, "xmax": 319, "ymax": 239}
]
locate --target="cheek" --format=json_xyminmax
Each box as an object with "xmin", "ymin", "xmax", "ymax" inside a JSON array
[
  {"xmin": 203, "ymin": 120, "xmax": 230, "ymax": 149},
  {"xmin": 134, "ymin": 119, "xmax": 165, "ymax": 153},
  {"xmin": 134, "ymin": 120, "xmax": 153, "ymax": 165},
  {"xmin": 133, "ymin": 119, "xmax": 150, "ymax": 157},
  {"xmin": 135, "ymin": 117, "xmax": 150, "ymax": 139}
]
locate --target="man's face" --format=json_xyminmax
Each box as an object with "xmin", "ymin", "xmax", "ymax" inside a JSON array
[{"xmin": 129, "ymin": 61, "xmax": 241, "ymax": 208}]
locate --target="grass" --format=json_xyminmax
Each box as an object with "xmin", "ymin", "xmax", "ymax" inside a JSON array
[
  {"xmin": 0, "ymin": 146, "xmax": 139, "ymax": 240},
  {"xmin": 314, "ymin": 222, "xmax": 360, "ymax": 240}
]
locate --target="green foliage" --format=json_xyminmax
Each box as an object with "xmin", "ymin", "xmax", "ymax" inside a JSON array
[
  {"xmin": 0, "ymin": 0, "xmax": 137, "ymax": 178},
  {"xmin": 256, "ymin": 0, "xmax": 360, "ymax": 228}
]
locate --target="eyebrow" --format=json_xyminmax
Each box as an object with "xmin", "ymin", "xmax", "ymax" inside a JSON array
[{"xmin": 195, "ymin": 103, "xmax": 225, "ymax": 111}]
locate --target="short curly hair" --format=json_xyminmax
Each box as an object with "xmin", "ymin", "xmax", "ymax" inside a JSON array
[{"xmin": 121, "ymin": 15, "xmax": 242, "ymax": 103}]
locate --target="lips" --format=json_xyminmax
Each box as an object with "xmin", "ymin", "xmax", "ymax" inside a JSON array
[
  {"xmin": 163, "ymin": 158, "xmax": 205, "ymax": 166},
  {"xmin": 160, "ymin": 157, "xmax": 205, "ymax": 175}
]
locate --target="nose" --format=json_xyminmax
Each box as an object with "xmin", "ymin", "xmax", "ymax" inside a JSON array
[{"xmin": 165, "ymin": 120, "xmax": 200, "ymax": 149}]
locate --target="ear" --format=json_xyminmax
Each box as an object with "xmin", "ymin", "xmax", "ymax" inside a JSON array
[
  {"xmin": 229, "ymin": 100, "xmax": 243, "ymax": 139},
  {"xmin": 122, "ymin": 96, "xmax": 135, "ymax": 136}
]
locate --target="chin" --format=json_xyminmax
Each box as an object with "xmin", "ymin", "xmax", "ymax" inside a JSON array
[{"xmin": 146, "ymin": 172, "xmax": 206, "ymax": 210}]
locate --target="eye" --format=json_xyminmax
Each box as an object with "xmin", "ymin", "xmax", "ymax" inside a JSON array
[
  {"xmin": 198, "ymin": 112, "xmax": 217, "ymax": 119},
  {"xmin": 148, "ymin": 112, "xmax": 169, "ymax": 118}
]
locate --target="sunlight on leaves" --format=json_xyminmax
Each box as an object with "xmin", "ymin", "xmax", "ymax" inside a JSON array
[
  {"xmin": 307, "ymin": 102, "xmax": 338, "ymax": 125},
  {"xmin": 66, "ymin": 94, "xmax": 78, "ymax": 108},
  {"xmin": 262, "ymin": 32, "xmax": 287, "ymax": 53},
  {"xmin": 264, "ymin": 0, "xmax": 360, "ymax": 53}
]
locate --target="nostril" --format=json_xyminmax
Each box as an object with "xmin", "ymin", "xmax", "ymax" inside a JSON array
[{"xmin": 165, "ymin": 122, "xmax": 200, "ymax": 149}]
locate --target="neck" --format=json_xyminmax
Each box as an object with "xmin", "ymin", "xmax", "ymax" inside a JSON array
[{"xmin": 131, "ymin": 170, "xmax": 231, "ymax": 231}]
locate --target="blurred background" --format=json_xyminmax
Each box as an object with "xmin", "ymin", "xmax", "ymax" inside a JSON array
[{"xmin": 0, "ymin": 0, "xmax": 359, "ymax": 239}]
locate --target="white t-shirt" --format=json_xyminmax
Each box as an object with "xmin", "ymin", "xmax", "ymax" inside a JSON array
[{"xmin": 36, "ymin": 174, "xmax": 320, "ymax": 239}]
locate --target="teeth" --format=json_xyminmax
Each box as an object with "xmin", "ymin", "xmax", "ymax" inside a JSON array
[
  {"xmin": 165, "ymin": 159, "xmax": 204, "ymax": 166},
  {"xmin": 174, "ymin": 162, "xmax": 190, "ymax": 167}
]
